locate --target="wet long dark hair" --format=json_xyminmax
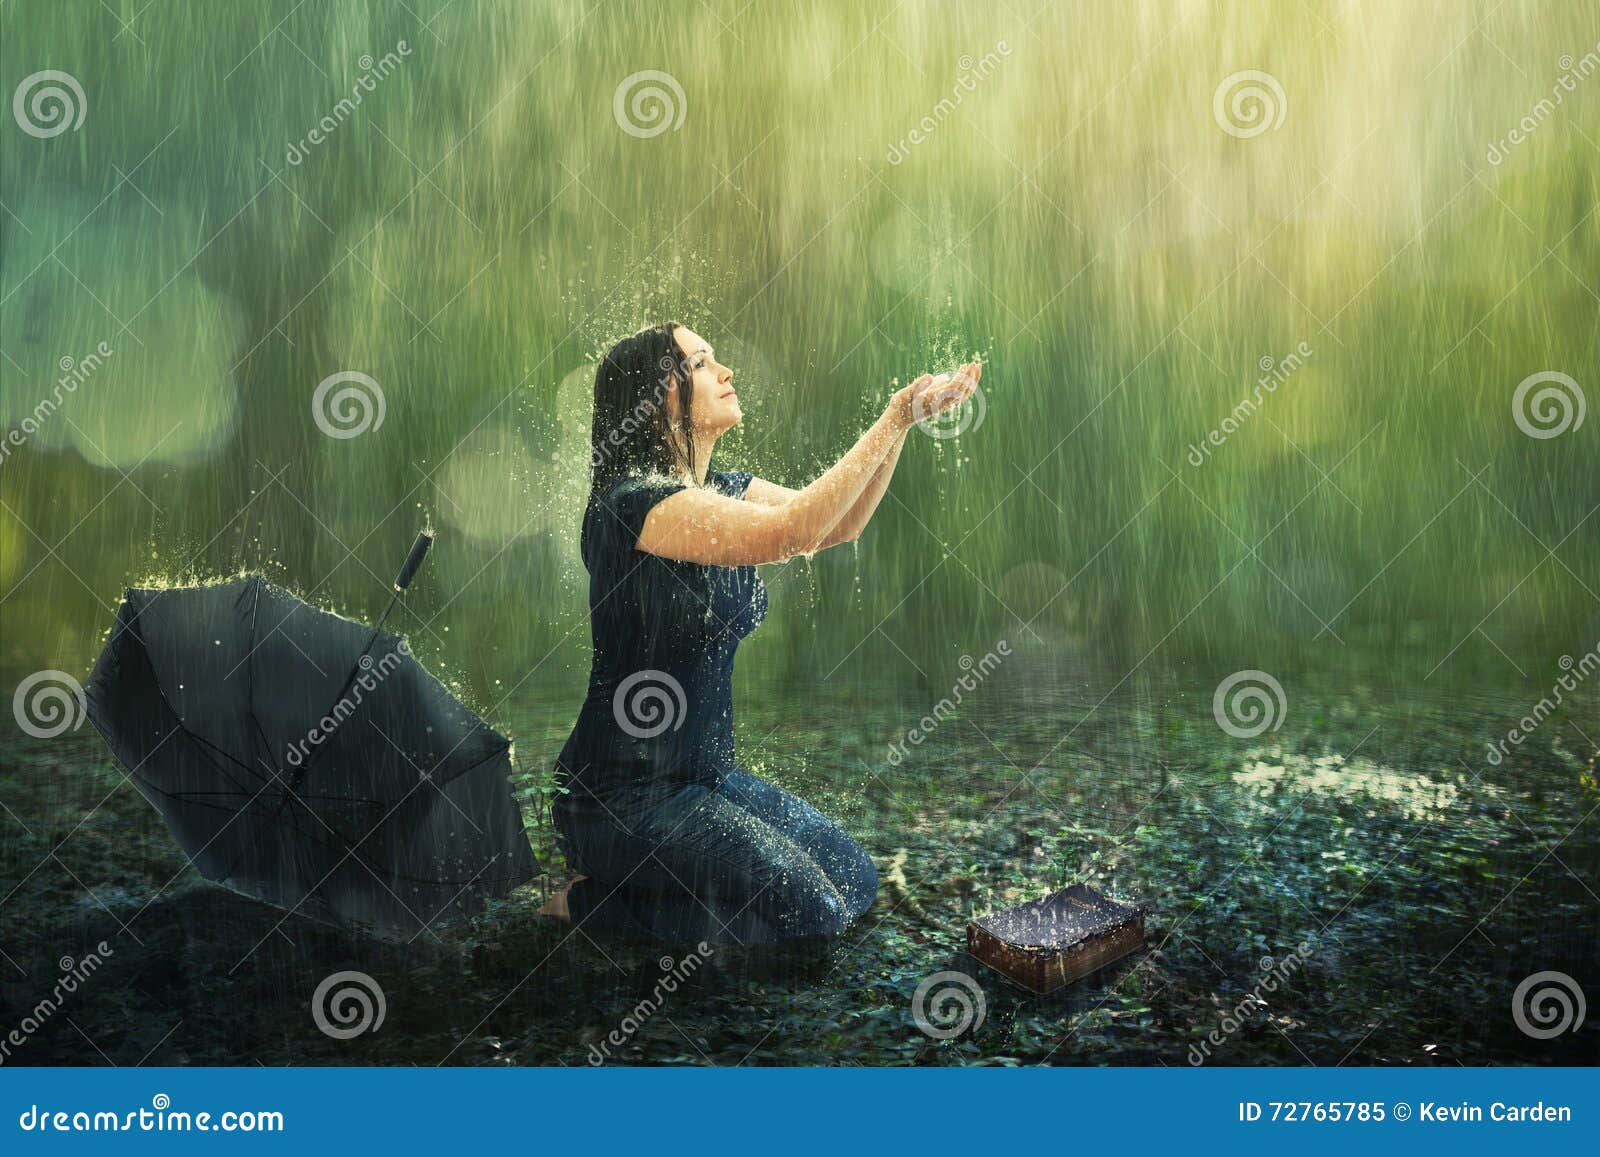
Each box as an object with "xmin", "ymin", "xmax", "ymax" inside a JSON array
[{"xmin": 587, "ymin": 322, "xmax": 699, "ymax": 507}]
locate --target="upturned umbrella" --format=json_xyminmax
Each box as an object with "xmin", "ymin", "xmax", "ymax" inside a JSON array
[{"xmin": 84, "ymin": 531, "xmax": 537, "ymax": 938}]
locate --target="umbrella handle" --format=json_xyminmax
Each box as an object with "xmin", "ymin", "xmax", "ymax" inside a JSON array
[
  {"xmin": 373, "ymin": 529, "xmax": 434, "ymax": 634},
  {"xmin": 275, "ymin": 528, "xmax": 434, "ymax": 811},
  {"xmin": 394, "ymin": 528, "xmax": 434, "ymax": 592}
]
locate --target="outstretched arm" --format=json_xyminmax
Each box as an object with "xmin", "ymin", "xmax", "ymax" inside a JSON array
[
  {"xmin": 746, "ymin": 426, "xmax": 910, "ymax": 549},
  {"xmin": 747, "ymin": 362, "xmax": 980, "ymax": 549},
  {"xmin": 635, "ymin": 365, "xmax": 979, "ymax": 566},
  {"xmin": 820, "ymin": 420, "xmax": 910, "ymax": 546}
]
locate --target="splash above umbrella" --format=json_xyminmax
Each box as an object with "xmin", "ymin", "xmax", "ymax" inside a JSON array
[{"xmin": 84, "ymin": 532, "xmax": 537, "ymax": 938}]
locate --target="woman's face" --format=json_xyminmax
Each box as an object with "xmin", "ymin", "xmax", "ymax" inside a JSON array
[{"xmin": 670, "ymin": 326, "xmax": 740, "ymax": 434}]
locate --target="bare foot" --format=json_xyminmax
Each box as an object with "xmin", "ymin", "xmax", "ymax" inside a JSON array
[{"xmin": 536, "ymin": 875, "xmax": 586, "ymax": 921}]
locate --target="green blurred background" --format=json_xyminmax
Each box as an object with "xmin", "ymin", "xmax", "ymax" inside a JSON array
[{"xmin": 2, "ymin": 0, "xmax": 1596, "ymax": 711}]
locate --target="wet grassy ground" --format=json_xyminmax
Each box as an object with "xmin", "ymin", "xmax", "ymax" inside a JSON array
[
  {"xmin": 3, "ymin": 649, "xmax": 1596, "ymax": 1066},
  {"xmin": 3, "ymin": 0, "xmax": 1596, "ymax": 1073}
]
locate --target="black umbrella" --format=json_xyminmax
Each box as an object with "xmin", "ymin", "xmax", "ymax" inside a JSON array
[{"xmin": 84, "ymin": 531, "xmax": 537, "ymax": 938}]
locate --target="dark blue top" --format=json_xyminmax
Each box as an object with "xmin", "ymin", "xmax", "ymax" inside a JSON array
[{"xmin": 555, "ymin": 469, "xmax": 768, "ymax": 803}]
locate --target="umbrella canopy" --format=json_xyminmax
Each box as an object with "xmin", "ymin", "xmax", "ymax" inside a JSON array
[{"xmin": 84, "ymin": 573, "xmax": 537, "ymax": 938}]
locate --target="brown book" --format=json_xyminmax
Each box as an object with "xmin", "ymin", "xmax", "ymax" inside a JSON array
[{"xmin": 966, "ymin": 884, "xmax": 1145, "ymax": 994}]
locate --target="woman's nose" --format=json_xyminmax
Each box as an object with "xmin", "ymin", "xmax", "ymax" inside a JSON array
[{"xmin": 717, "ymin": 365, "xmax": 733, "ymax": 385}]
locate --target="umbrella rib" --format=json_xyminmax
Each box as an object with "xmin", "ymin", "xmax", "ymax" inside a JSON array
[
  {"xmin": 418, "ymin": 738, "xmax": 513, "ymax": 795},
  {"xmin": 119, "ymin": 702, "xmax": 273, "ymax": 800},
  {"xmin": 170, "ymin": 790, "xmax": 387, "ymax": 806},
  {"xmin": 244, "ymin": 576, "xmax": 288, "ymax": 789},
  {"xmin": 213, "ymin": 577, "xmax": 290, "ymax": 885},
  {"xmin": 183, "ymin": 728, "xmax": 275, "ymax": 794},
  {"xmin": 134, "ymin": 774, "xmax": 399, "ymax": 879},
  {"xmin": 137, "ymin": 778, "xmax": 532, "ymax": 888},
  {"xmin": 113, "ymin": 603, "xmax": 272, "ymax": 797},
  {"xmin": 272, "ymin": 621, "xmax": 393, "ymax": 806},
  {"xmin": 150, "ymin": 769, "xmax": 530, "ymax": 889},
  {"xmin": 218, "ymin": 583, "xmax": 431, "ymax": 888}
]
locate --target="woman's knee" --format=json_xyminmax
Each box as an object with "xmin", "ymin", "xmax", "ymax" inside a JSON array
[
  {"xmin": 830, "ymin": 836, "xmax": 879, "ymax": 917},
  {"xmin": 758, "ymin": 866, "xmax": 853, "ymax": 938},
  {"xmin": 772, "ymin": 833, "xmax": 876, "ymax": 926},
  {"xmin": 810, "ymin": 884, "xmax": 854, "ymax": 937}
]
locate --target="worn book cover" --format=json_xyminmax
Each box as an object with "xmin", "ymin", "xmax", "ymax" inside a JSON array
[{"xmin": 967, "ymin": 884, "xmax": 1146, "ymax": 994}]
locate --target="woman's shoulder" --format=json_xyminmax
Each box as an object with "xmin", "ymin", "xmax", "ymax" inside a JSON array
[
  {"xmin": 594, "ymin": 468, "xmax": 747, "ymax": 502},
  {"xmin": 585, "ymin": 471, "xmax": 690, "ymax": 556},
  {"xmin": 598, "ymin": 470, "xmax": 684, "ymax": 501},
  {"xmin": 585, "ymin": 469, "xmax": 749, "ymax": 547}
]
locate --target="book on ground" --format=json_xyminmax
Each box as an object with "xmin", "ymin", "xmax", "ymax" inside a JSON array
[{"xmin": 966, "ymin": 883, "xmax": 1145, "ymax": 994}]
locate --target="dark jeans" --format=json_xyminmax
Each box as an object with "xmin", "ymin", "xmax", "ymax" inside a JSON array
[{"xmin": 552, "ymin": 768, "xmax": 879, "ymax": 945}]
